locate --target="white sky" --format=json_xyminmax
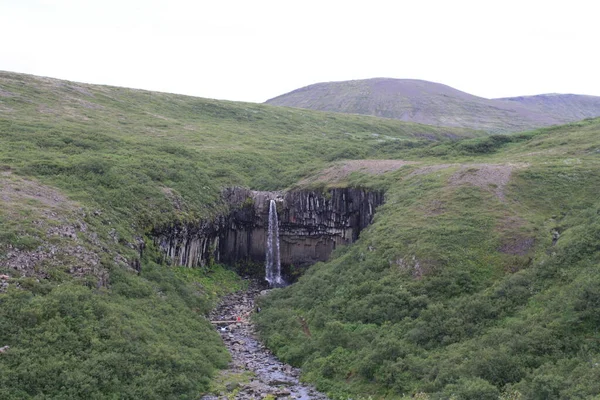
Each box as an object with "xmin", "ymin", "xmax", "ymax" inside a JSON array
[{"xmin": 1, "ymin": 0, "xmax": 598, "ymax": 103}]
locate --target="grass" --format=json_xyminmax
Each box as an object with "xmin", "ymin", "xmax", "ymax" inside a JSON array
[
  {"xmin": 207, "ymin": 370, "xmax": 255, "ymax": 399},
  {"xmin": 255, "ymin": 119, "xmax": 600, "ymax": 399},
  {"xmin": 2, "ymin": 70, "xmax": 600, "ymax": 399},
  {"xmin": 0, "ymin": 71, "xmax": 481, "ymax": 243},
  {"xmin": 173, "ymin": 264, "xmax": 249, "ymax": 305},
  {"xmin": 0, "ymin": 71, "xmax": 478, "ymax": 399}
]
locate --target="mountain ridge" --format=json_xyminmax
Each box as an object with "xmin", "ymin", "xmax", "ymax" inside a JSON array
[{"xmin": 266, "ymin": 78, "xmax": 600, "ymax": 133}]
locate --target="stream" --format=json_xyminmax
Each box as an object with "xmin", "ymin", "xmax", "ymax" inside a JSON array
[{"xmin": 202, "ymin": 282, "xmax": 329, "ymax": 399}]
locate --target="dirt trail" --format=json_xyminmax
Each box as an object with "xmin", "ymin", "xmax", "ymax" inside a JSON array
[{"xmin": 202, "ymin": 283, "xmax": 328, "ymax": 400}]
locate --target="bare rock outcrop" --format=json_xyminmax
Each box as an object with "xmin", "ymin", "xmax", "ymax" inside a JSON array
[{"xmin": 153, "ymin": 188, "xmax": 383, "ymax": 278}]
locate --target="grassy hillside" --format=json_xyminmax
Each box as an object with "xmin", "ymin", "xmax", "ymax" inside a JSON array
[
  {"xmin": 0, "ymin": 71, "xmax": 478, "ymax": 399},
  {"xmin": 255, "ymin": 118, "xmax": 600, "ymax": 399},
  {"xmin": 265, "ymin": 78, "xmax": 600, "ymax": 134},
  {"xmin": 3, "ymin": 70, "xmax": 600, "ymax": 399}
]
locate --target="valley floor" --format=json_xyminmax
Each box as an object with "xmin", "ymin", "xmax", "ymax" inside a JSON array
[{"xmin": 203, "ymin": 282, "xmax": 329, "ymax": 400}]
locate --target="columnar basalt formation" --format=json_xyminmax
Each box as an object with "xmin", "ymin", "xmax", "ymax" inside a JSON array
[{"xmin": 153, "ymin": 187, "xmax": 383, "ymax": 276}]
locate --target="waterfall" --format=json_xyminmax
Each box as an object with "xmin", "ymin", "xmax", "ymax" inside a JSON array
[{"xmin": 265, "ymin": 199, "xmax": 284, "ymax": 287}]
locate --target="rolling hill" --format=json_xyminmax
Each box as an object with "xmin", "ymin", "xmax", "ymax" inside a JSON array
[
  {"xmin": 0, "ymin": 71, "xmax": 477, "ymax": 399},
  {"xmin": 265, "ymin": 78, "xmax": 600, "ymax": 133},
  {"xmin": 2, "ymin": 70, "xmax": 600, "ymax": 399}
]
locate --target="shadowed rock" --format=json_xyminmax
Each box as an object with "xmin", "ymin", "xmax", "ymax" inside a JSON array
[{"xmin": 153, "ymin": 188, "xmax": 383, "ymax": 279}]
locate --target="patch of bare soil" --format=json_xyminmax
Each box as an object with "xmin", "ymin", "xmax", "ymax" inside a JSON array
[
  {"xmin": 300, "ymin": 159, "xmax": 417, "ymax": 185},
  {"xmin": 1, "ymin": 171, "xmax": 67, "ymax": 207},
  {"xmin": 448, "ymin": 163, "xmax": 528, "ymax": 201},
  {"xmin": 0, "ymin": 172, "xmax": 106, "ymax": 290},
  {"xmin": 408, "ymin": 164, "xmax": 456, "ymax": 177}
]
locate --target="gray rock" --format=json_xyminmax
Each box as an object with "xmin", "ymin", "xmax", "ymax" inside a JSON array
[
  {"xmin": 207, "ymin": 282, "xmax": 330, "ymax": 399},
  {"xmin": 153, "ymin": 188, "xmax": 383, "ymax": 273}
]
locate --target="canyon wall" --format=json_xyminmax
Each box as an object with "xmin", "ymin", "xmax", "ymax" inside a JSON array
[{"xmin": 152, "ymin": 187, "xmax": 383, "ymax": 276}]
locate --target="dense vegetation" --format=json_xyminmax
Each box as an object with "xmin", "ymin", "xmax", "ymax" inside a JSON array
[
  {"xmin": 3, "ymin": 70, "xmax": 600, "ymax": 399},
  {"xmin": 256, "ymin": 118, "xmax": 600, "ymax": 399},
  {"xmin": 0, "ymin": 262, "xmax": 244, "ymax": 399},
  {"xmin": 0, "ymin": 71, "xmax": 476, "ymax": 399}
]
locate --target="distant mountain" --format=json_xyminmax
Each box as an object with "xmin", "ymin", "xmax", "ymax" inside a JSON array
[
  {"xmin": 498, "ymin": 93, "xmax": 600, "ymax": 122},
  {"xmin": 265, "ymin": 78, "xmax": 600, "ymax": 133}
]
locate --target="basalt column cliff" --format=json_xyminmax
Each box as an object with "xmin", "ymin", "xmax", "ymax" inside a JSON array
[{"xmin": 153, "ymin": 188, "xmax": 383, "ymax": 276}]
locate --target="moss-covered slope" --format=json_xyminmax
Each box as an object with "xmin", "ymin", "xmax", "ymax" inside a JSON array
[{"xmin": 256, "ymin": 118, "xmax": 600, "ymax": 399}]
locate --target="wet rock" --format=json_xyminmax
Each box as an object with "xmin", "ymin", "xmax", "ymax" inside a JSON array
[
  {"xmin": 208, "ymin": 281, "xmax": 329, "ymax": 400},
  {"xmin": 153, "ymin": 188, "xmax": 383, "ymax": 276},
  {"xmin": 276, "ymin": 388, "xmax": 291, "ymax": 396},
  {"xmin": 268, "ymin": 377, "xmax": 294, "ymax": 386}
]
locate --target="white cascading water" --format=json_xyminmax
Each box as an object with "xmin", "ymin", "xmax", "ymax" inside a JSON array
[{"xmin": 265, "ymin": 199, "xmax": 283, "ymax": 287}]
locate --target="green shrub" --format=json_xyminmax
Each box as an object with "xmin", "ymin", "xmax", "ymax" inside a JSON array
[{"xmin": 443, "ymin": 377, "xmax": 500, "ymax": 400}]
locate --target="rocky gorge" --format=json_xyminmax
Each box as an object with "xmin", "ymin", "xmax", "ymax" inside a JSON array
[
  {"xmin": 153, "ymin": 187, "xmax": 383, "ymax": 280},
  {"xmin": 202, "ymin": 283, "xmax": 329, "ymax": 399}
]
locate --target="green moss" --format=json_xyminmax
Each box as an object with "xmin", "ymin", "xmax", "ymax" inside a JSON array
[
  {"xmin": 173, "ymin": 264, "xmax": 248, "ymax": 304},
  {"xmin": 207, "ymin": 370, "xmax": 254, "ymax": 399}
]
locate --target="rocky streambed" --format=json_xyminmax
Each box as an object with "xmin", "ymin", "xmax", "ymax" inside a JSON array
[{"xmin": 202, "ymin": 283, "xmax": 329, "ymax": 400}]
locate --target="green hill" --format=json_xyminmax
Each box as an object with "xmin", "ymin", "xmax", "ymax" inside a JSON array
[
  {"xmin": 265, "ymin": 78, "xmax": 600, "ymax": 134},
  {"xmin": 3, "ymin": 70, "xmax": 600, "ymax": 399},
  {"xmin": 0, "ymin": 71, "xmax": 478, "ymax": 399},
  {"xmin": 255, "ymin": 118, "xmax": 600, "ymax": 399}
]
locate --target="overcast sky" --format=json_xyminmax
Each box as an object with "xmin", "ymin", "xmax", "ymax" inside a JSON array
[{"xmin": 1, "ymin": 0, "xmax": 598, "ymax": 103}]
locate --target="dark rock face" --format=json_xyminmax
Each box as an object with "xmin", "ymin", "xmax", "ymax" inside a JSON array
[
  {"xmin": 152, "ymin": 188, "xmax": 383, "ymax": 278},
  {"xmin": 277, "ymin": 189, "xmax": 382, "ymax": 268}
]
